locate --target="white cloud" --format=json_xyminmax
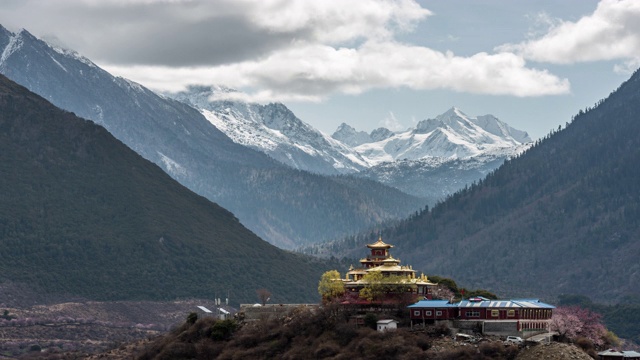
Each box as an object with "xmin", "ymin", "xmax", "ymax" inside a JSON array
[
  {"xmin": 4, "ymin": 0, "xmax": 571, "ymax": 103},
  {"xmin": 245, "ymin": 0, "xmax": 431, "ymax": 44},
  {"xmin": 498, "ymin": 0, "xmax": 640, "ymax": 64},
  {"xmin": 380, "ymin": 111, "xmax": 405, "ymax": 131},
  {"xmin": 105, "ymin": 40, "xmax": 570, "ymax": 102},
  {"xmin": 614, "ymin": 58, "xmax": 640, "ymax": 74}
]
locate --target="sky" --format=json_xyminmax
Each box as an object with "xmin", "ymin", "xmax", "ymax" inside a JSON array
[{"xmin": 1, "ymin": 0, "xmax": 639, "ymax": 139}]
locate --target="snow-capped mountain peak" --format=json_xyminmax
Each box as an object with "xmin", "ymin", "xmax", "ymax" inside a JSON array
[
  {"xmin": 166, "ymin": 87, "xmax": 532, "ymax": 179},
  {"xmin": 352, "ymin": 107, "xmax": 532, "ymax": 166},
  {"xmin": 167, "ymin": 86, "xmax": 371, "ymax": 174},
  {"xmin": 331, "ymin": 123, "xmax": 373, "ymax": 147}
]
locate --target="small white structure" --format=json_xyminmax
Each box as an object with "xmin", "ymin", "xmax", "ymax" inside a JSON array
[
  {"xmin": 197, "ymin": 306, "xmax": 213, "ymax": 316},
  {"xmin": 377, "ymin": 319, "xmax": 398, "ymax": 332},
  {"xmin": 218, "ymin": 308, "xmax": 231, "ymax": 320}
]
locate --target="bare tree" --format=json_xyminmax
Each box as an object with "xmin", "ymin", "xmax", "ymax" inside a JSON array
[{"xmin": 256, "ymin": 288, "xmax": 271, "ymax": 306}]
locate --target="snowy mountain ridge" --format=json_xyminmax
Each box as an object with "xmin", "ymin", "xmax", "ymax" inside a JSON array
[
  {"xmin": 168, "ymin": 86, "xmax": 371, "ymax": 174},
  {"xmin": 167, "ymin": 86, "xmax": 531, "ymax": 178},
  {"xmin": 166, "ymin": 86, "xmax": 532, "ymax": 201},
  {"xmin": 351, "ymin": 107, "xmax": 531, "ymax": 166}
]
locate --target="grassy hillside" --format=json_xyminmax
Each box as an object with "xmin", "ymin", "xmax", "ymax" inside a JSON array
[{"xmin": 0, "ymin": 74, "xmax": 333, "ymax": 304}]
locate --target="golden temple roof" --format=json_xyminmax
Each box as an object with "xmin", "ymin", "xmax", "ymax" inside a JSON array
[
  {"xmin": 382, "ymin": 256, "xmax": 400, "ymax": 264},
  {"xmin": 366, "ymin": 235, "xmax": 394, "ymax": 249}
]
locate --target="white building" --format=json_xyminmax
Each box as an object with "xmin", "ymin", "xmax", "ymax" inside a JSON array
[{"xmin": 377, "ymin": 319, "xmax": 398, "ymax": 332}]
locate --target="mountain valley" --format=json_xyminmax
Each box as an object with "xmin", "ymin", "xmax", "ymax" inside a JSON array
[
  {"xmin": 315, "ymin": 68, "xmax": 640, "ymax": 305},
  {"xmin": 0, "ymin": 26, "xmax": 424, "ymax": 249}
]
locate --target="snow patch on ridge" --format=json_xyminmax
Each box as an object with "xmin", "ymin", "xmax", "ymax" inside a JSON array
[
  {"xmin": 158, "ymin": 152, "xmax": 188, "ymax": 178},
  {"xmin": 0, "ymin": 31, "xmax": 23, "ymax": 66},
  {"xmin": 49, "ymin": 44, "xmax": 97, "ymax": 68}
]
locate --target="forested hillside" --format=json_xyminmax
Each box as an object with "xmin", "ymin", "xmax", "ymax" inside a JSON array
[
  {"xmin": 0, "ymin": 74, "xmax": 333, "ymax": 304},
  {"xmin": 0, "ymin": 26, "xmax": 425, "ymax": 249},
  {"xmin": 322, "ymin": 69, "xmax": 640, "ymax": 303}
]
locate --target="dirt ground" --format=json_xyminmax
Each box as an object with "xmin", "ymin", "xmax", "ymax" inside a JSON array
[{"xmin": 515, "ymin": 342, "xmax": 594, "ymax": 360}]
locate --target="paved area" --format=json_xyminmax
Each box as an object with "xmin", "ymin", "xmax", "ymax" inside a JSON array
[{"xmin": 527, "ymin": 331, "xmax": 557, "ymax": 343}]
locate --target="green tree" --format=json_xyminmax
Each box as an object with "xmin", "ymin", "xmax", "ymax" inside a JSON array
[
  {"xmin": 318, "ymin": 270, "xmax": 345, "ymax": 301},
  {"xmin": 382, "ymin": 275, "xmax": 409, "ymax": 293},
  {"xmin": 359, "ymin": 271, "xmax": 385, "ymax": 302}
]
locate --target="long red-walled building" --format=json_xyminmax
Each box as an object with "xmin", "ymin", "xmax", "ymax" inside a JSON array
[{"xmin": 408, "ymin": 297, "xmax": 554, "ymax": 335}]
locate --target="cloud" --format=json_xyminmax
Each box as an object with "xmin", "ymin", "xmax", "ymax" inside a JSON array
[
  {"xmin": 105, "ymin": 40, "xmax": 570, "ymax": 101},
  {"xmin": 380, "ymin": 111, "xmax": 405, "ymax": 131},
  {"xmin": 614, "ymin": 58, "xmax": 640, "ymax": 74},
  {"xmin": 2, "ymin": 0, "xmax": 570, "ymax": 102},
  {"xmin": 245, "ymin": 0, "xmax": 430, "ymax": 44},
  {"xmin": 1, "ymin": 0, "xmax": 429, "ymax": 66},
  {"xmin": 497, "ymin": 0, "xmax": 640, "ymax": 64}
]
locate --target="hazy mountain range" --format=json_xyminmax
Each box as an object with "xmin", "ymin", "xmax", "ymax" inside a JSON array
[
  {"xmin": 168, "ymin": 86, "xmax": 532, "ymax": 202},
  {"xmin": 0, "ymin": 25, "xmax": 424, "ymax": 249},
  {"xmin": 2, "ymin": 20, "xmax": 640, "ymax": 318},
  {"xmin": 0, "ymin": 73, "xmax": 332, "ymax": 303}
]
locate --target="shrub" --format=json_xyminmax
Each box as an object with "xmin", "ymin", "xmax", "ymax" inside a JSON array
[
  {"xmin": 363, "ymin": 313, "xmax": 378, "ymax": 329},
  {"xmin": 186, "ymin": 312, "xmax": 198, "ymax": 325},
  {"xmin": 432, "ymin": 322, "xmax": 451, "ymax": 336},
  {"xmin": 479, "ymin": 342, "xmax": 504, "ymax": 357},
  {"xmin": 429, "ymin": 346, "xmax": 476, "ymax": 360},
  {"xmin": 155, "ymin": 342, "xmax": 197, "ymax": 360},
  {"xmin": 208, "ymin": 320, "xmax": 237, "ymax": 341},
  {"xmin": 574, "ymin": 336, "xmax": 595, "ymax": 352},
  {"xmin": 415, "ymin": 335, "xmax": 431, "ymax": 351},
  {"xmin": 314, "ymin": 341, "xmax": 340, "ymax": 359},
  {"xmin": 503, "ymin": 344, "xmax": 520, "ymax": 360},
  {"xmin": 334, "ymin": 323, "xmax": 358, "ymax": 346},
  {"xmin": 195, "ymin": 339, "xmax": 224, "ymax": 359}
]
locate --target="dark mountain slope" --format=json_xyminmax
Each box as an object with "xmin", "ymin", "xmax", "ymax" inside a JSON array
[
  {"xmin": 0, "ymin": 25, "xmax": 424, "ymax": 249},
  {"xmin": 0, "ymin": 74, "xmax": 331, "ymax": 303},
  {"xmin": 325, "ymin": 69, "xmax": 640, "ymax": 302}
]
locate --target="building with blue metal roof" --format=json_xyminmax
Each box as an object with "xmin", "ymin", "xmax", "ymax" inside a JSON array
[{"xmin": 408, "ymin": 297, "xmax": 555, "ymax": 337}]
